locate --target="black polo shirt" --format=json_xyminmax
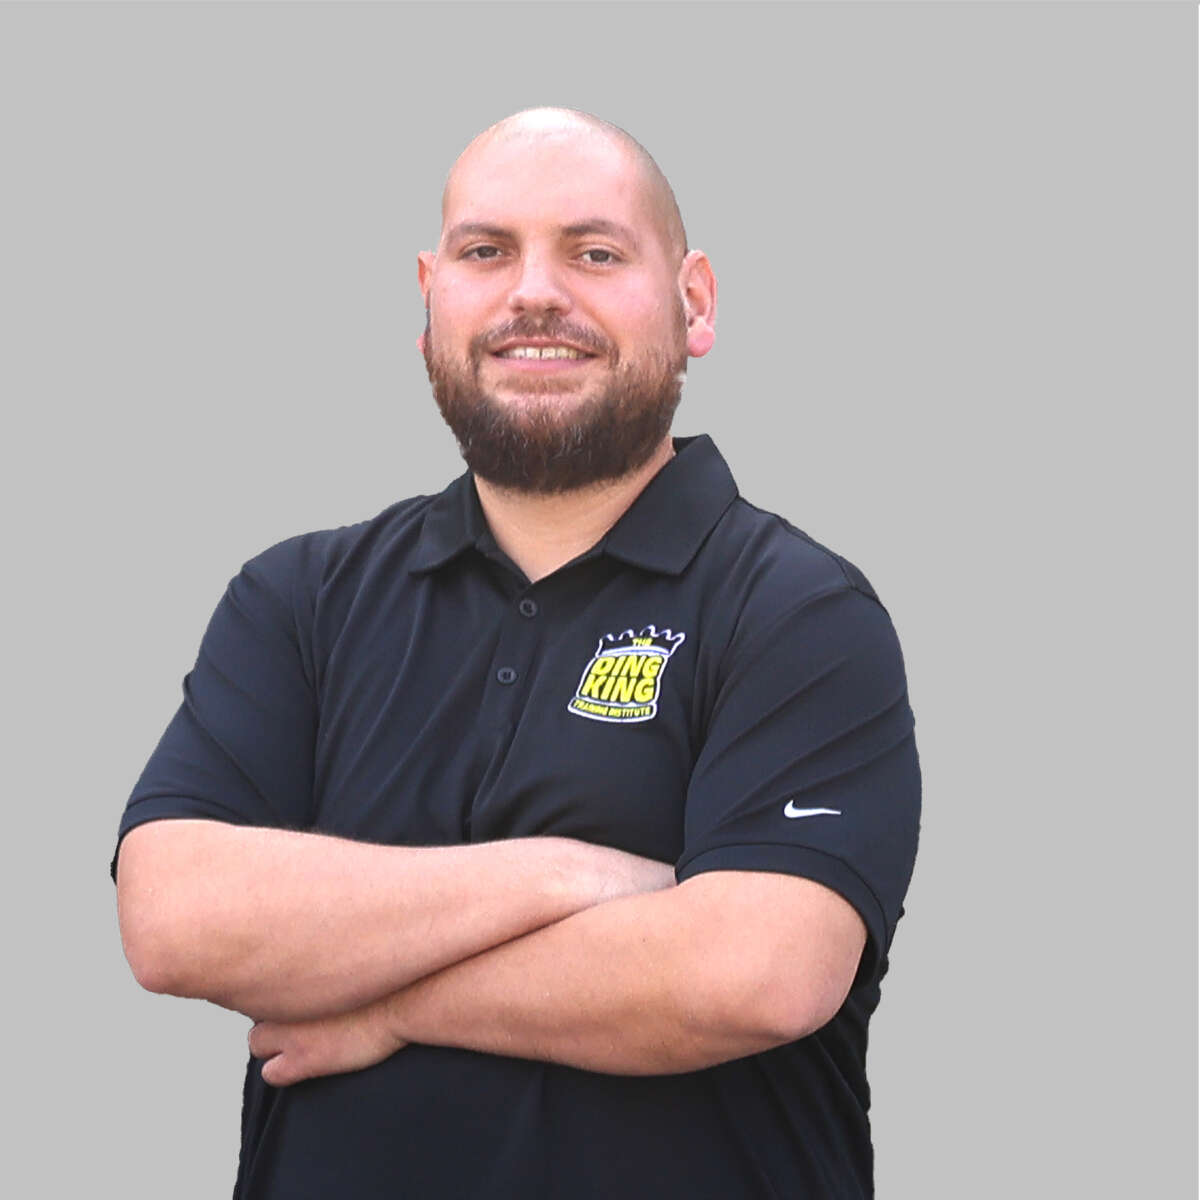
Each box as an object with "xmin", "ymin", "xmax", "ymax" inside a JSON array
[{"xmin": 115, "ymin": 434, "xmax": 921, "ymax": 1200}]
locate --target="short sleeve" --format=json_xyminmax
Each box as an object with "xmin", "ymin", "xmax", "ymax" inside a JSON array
[
  {"xmin": 112, "ymin": 537, "xmax": 319, "ymax": 875},
  {"xmin": 677, "ymin": 585, "xmax": 921, "ymax": 984}
]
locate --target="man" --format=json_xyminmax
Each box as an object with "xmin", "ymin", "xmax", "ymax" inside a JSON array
[{"xmin": 115, "ymin": 108, "xmax": 920, "ymax": 1199}]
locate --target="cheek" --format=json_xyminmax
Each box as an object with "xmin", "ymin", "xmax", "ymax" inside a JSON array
[
  {"xmin": 597, "ymin": 271, "xmax": 682, "ymax": 328},
  {"xmin": 430, "ymin": 274, "xmax": 495, "ymax": 331},
  {"xmin": 606, "ymin": 290, "xmax": 683, "ymax": 350}
]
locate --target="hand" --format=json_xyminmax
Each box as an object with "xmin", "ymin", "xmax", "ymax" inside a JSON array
[{"xmin": 249, "ymin": 1001, "xmax": 407, "ymax": 1087}]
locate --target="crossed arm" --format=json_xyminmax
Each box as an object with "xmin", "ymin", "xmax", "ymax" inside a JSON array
[{"xmin": 117, "ymin": 819, "xmax": 865, "ymax": 1082}]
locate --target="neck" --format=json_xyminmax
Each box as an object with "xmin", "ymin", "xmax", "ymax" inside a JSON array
[{"xmin": 473, "ymin": 437, "xmax": 675, "ymax": 583}]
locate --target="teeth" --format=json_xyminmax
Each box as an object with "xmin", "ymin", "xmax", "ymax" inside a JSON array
[{"xmin": 499, "ymin": 345, "xmax": 586, "ymax": 359}]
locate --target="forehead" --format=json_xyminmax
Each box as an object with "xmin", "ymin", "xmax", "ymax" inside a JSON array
[{"xmin": 442, "ymin": 130, "xmax": 658, "ymax": 244}]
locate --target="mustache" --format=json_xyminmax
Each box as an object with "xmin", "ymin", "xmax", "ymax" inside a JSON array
[{"xmin": 471, "ymin": 317, "xmax": 614, "ymax": 360}]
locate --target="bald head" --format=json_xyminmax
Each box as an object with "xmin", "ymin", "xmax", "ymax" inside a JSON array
[{"xmin": 442, "ymin": 107, "xmax": 688, "ymax": 263}]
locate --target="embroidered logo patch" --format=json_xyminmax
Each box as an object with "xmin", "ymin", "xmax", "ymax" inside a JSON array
[{"xmin": 567, "ymin": 625, "xmax": 686, "ymax": 724}]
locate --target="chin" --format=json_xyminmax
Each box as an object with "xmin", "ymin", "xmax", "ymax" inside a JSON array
[{"xmin": 484, "ymin": 373, "xmax": 596, "ymax": 402}]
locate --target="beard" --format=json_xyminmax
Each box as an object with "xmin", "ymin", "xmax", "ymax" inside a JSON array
[{"xmin": 423, "ymin": 309, "xmax": 687, "ymax": 494}]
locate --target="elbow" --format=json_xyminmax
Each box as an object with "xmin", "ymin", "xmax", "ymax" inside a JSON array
[
  {"xmin": 120, "ymin": 914, "xmax": 181, "ymax": 995},
  {"xmin": 118, "ymin": 887, "xmax": 196, "ymax": 997},
  {"xmin": 675, "ymin": 872, "xmax": 868, "ymax": 1051},
  {"xmin": 749, "ymin": 974, "xmax": 853, "ymax": 1044},
  {"xmin": 713, "ymin": 951, "xmax": 861, "ymax": 1048},
  {"xmin": 685, "ymin": 969, "xmax": 845, "ymax": 1061},
  {"xmin": 123, "ymin": 940, "xmax": 177, "ymax": 997},
  {"xmin": 115, "ymin": 833, "xmax": 210, "ymax": 998},
  {"xmin": 749, "ymin": 934, "xmax": 864, "ymax": 1044},
  {"xmin": 120, "ymin": 904, "xmax": 241, "ymax": 1004}
]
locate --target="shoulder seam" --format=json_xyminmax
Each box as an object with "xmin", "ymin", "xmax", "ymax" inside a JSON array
[{"xmin": 730, "ymin": 496, "xmax": 880, "ymax": 607}]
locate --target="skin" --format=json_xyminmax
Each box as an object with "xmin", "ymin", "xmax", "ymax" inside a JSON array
[
  {"xmin": 246, "ymin": 110, "xmax": 867, "ymax": 1084},
  {"xmin": 117, "ymin": 820, "xmax": 675, "ymax": 1022},
  {"xmin": 249, "ymin": 873, "xmax": 865, "ymax": 1083},
  {"xmin": 117, "ymin": 107, "xmax": 867, "ymax": 1090},
  {"xmin": 418, "ymin": 109, "xmax": 716, "ymax": 580},
  {"xmin": 116, "ymin": 113, "xmax": 699, "ymax": 1023}
]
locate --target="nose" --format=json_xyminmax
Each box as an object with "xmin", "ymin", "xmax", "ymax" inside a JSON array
[{"xmin": 507, "ymin": 249, "xmax": 572, "ymax": 317}]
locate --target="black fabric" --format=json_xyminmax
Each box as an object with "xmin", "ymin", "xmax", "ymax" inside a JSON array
[{"xmin": 114, "ymin": 434, "xmax": 921, "ymax": 1200}]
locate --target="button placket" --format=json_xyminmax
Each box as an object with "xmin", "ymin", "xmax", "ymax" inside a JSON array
[
  {"xmin": 483, "ymin": 588, "xmax": 544, "ymax": 721},
  {"xmin": 469, "ymin": 588, "xmax": 545, "ymax": 834}
]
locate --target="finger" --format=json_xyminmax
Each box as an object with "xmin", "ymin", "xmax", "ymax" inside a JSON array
[
  {"xmin": 248, "ymin": 1022, "xmax": 281, "ymax": 1060},
  {"xmin": 260, "ymin": 1053, "xmax": 295, "ymax": 1088}
]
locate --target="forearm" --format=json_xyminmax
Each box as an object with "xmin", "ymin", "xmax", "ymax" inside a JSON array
[
  {"xmin": 117, "ymin": 819, "xmax": 672, "ymax": 1021},
  {"xmin": 384, "ymin": 873, "xmax": 864, "ymax": 1075},
  {"xmin": 387, "ymin": 897, "xmax": 749, "ymax": 1075}
]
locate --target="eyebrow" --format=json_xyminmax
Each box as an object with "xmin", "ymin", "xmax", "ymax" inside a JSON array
[
  {"xmin": 444, "ymin": 219, "xmax": 641, "ymax": 251},
  {"xmin": 560, "ymin": 220, "xmax": 641, "ymax": 250},
  {"xmin": 444, "ymin": 222, "xmax": 511, "ymax": 245}
]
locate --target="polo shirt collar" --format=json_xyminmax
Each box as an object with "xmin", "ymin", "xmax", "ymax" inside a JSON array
[
  {"xmin": 602, "ymin": 435, "xmax": 738, "ymax": 574},
  {"xmin": 406, "ymin": 469, "xmax": 488, "ymax": 574},
  {"xmin": 408, "ymin": 434, "xmax": 738, "ymax": 577}
]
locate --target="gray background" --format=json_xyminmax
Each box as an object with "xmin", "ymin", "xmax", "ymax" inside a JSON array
[{"xmin": 3, "ymin": 1, "xmax": 1195, "ymax": 1196}]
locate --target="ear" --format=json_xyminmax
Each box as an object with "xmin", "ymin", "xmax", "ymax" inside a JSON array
[
  {"xmin": 416, "ymin": 251, "xmax": 436, "ymax": 353},
  {"xmin": 678, "ymin": 250, "xmax": 716, "ymax": 358}
]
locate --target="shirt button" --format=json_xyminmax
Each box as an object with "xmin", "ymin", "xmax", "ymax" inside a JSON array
[
  {"xmin": 518, "ymin": 598, "xmax": 539, "ymax": 618},
  {"xmin": 496, "ymin": 666, "xmax": 518, "ymax": 685}
]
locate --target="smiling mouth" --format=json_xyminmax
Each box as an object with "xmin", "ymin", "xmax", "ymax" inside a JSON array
[{"xmin": 493, "ymin": 345, "xmax": 595, "ymax": 361}]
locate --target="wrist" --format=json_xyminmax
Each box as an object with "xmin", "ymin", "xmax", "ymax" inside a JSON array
[
  {"xmin": 385, "ymin": 973, "xmax": 440, "ymax": 1048},
  {"xmin": 381, "ymin": 985, "xmax": 414, "ymax": 1043}
]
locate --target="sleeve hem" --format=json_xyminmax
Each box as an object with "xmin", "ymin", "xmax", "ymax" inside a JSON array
[{"xmin": 110, "ymin": 800, "xmax": 258, "ymax": 882}]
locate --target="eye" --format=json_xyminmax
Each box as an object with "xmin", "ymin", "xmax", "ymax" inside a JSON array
[
  {"xmin": 580, "ymin": 248, "xmax": 619, "ymax": 265},
  {"xmin": 463, "ymin": 245, "xmax": 503, "ymax": 261}
]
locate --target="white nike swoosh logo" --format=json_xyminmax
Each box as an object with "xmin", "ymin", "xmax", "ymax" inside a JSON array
[{"xmin": 783, "ymin": 803, "xmax": 842, "ymax": 819}]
